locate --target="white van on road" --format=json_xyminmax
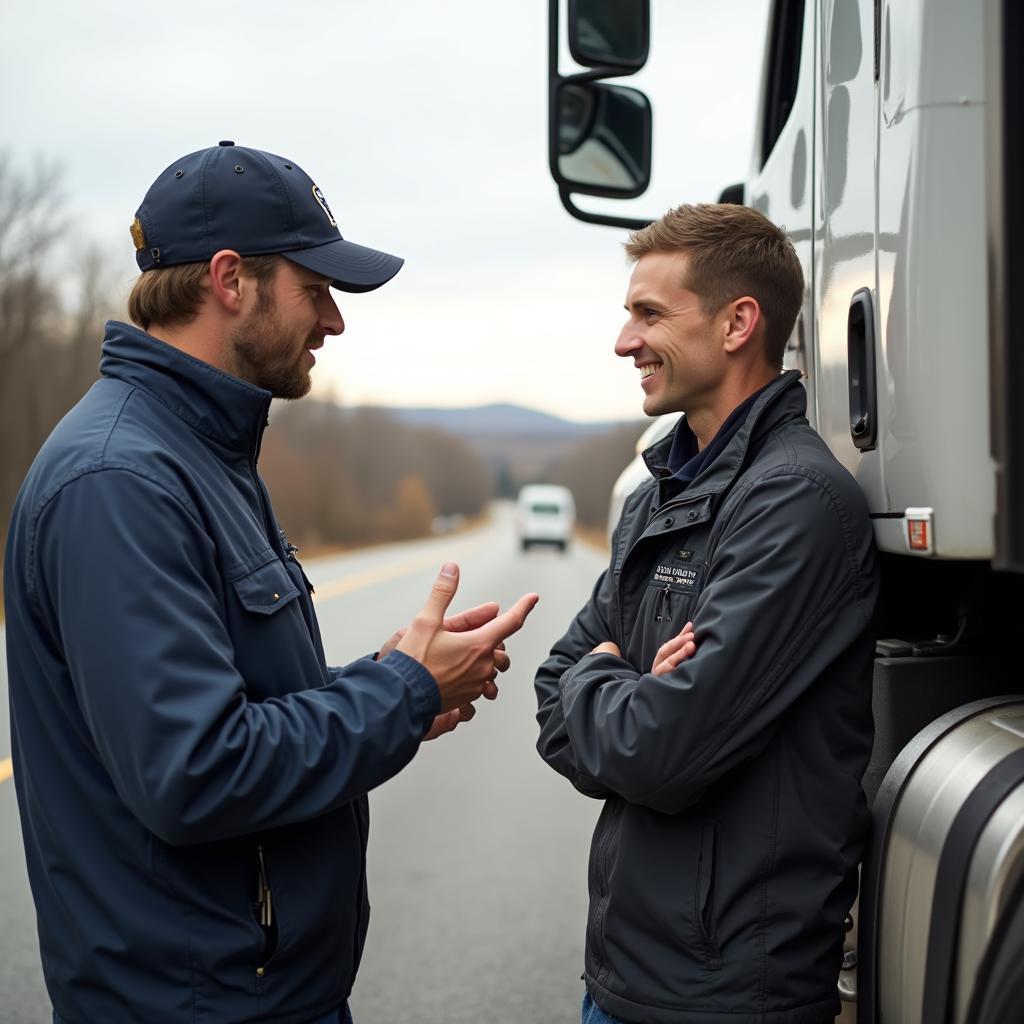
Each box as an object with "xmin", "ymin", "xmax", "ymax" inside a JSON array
[{"xmin": 515, "ymin": 484, "xmax": 575, "ymax": 552}]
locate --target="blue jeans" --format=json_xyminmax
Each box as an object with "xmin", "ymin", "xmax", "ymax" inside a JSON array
[{"xmin": 582, "ymin": 991, "xmax": 630, "ymax": 1024}]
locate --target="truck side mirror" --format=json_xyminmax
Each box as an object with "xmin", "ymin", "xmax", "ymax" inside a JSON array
[
  {"xmin": 555, "ymin": 81, "xmax": 652, "ymax": 197},
  {"xmin": 569, "ymin": 0, "xmax": 650, "ymax": 70}
]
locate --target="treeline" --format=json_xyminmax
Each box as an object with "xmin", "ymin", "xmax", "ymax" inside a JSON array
[
  {"xmin": 0, "ymin": 154, "xmax": 109, "ymax": 552},
  {"xmin": 547, "ymin": 422, "xmax": 648, "ymax": 527},
  {"xmin": 260, "ymin": 402, "xmax": 491, "ymax": 548}
]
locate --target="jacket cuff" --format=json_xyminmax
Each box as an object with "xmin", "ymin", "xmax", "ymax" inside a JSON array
[
  {"xmin": 563, "ymin": 650, "xmax": 638, "ymax": 688},
  {"xmin": 380, "ymin": 650, "xmax": 441, "ymax": 721}
]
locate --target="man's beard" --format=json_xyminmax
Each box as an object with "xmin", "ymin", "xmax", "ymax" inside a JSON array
[{"xmin": 229, "ymin": 300, "xmax": 315, "ymax": 400}]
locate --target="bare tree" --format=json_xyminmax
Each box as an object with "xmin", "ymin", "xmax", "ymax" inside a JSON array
[
  {"xmin": 0, "ymin": 154, "xmax": 110, "ymax": 557},
  {"xmin": 262, "ymin": 400, "xmax": 493, "ymax": 549},
  {"xmin": 549, "ymin": 423, "xmax": 647, "ymax": 526}
]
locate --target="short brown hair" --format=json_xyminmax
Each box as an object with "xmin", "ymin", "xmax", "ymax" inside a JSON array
[
  {"xmin": 127, "ymin": 254, "xmax": 284, "ymax": 331},
  {"xmin": 624, "ymin": 203, "xmax": 804, "ymax": 368}
]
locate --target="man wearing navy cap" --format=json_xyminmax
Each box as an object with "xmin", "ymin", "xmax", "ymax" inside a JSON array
[{"xmin": 4, "ymin": 142, "xmax": 538, "ymax": 1024}]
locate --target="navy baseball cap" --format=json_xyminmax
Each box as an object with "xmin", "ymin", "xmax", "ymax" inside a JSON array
[{"xmin": 130, "ymin": 141, "xmax": 403, "ymax": 292}]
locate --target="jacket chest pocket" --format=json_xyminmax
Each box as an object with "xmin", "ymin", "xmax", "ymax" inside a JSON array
[
  {"xmin": 641, "ymin": 553, "xmax": 707, "ymax": 654},
  {"xmin": 622, "ymin": 526, "xmax": 711, "ymax": 671},
  {"xmin": 233, "ymin": 559, "xmax": 301, "ymax": 615},
  {"xmin": 647, "ymin": 512, "xmax": 712, "ymax": 606},
  {"xmin": 646, "ymin": 569, "xmax": 703, "ymax": 634},
  {"xmin": 229, "ymin": 558, "xmax": 306, "ymax": 698},
  {"xmin": 648, "ymin": 551, "xmax": 706, "ymax": 604}
]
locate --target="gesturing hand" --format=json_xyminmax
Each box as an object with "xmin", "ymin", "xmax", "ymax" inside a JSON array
[
  {"xmin": 652, "ymin": 621, "xmax": 697, "ymax": 675},
  {"xmin": 433, "ymin": 601, "xmax": 511, "ymax": 701},
  {"xmin": 379, "ymin": 601, "xmax": 510, "ymax": 701},
  {"xmin": 395, "ymin": 562, "xmax": 538, "ymax": 714},
  {"xmin": 380, "ymin": 600, "xmax": 513, "ymax": 741}
]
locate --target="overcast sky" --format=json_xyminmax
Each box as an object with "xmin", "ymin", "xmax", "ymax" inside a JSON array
[{"xmin": 1, "ymin": 0, "xmax": 768, "ymax": 421}]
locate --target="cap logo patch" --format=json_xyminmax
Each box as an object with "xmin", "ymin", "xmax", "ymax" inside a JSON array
[
  {"xmin": 129, "ymin": 217, "xmax": 147, "ymax": 251},
  {"xmin": 311, "ymin": 185, "xmax": 337, "ymax": 227}
]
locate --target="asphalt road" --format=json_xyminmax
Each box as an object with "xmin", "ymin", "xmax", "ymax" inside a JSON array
[{"xmin": 0, "ymin": 502, "xmax": 608, "ymax": 1023}]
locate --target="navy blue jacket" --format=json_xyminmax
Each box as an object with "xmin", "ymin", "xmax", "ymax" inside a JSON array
[
  {"xmin": 4, "ymin": 322, "xmax": 440, "ymax": 1023},
  {"xmin": 536, "ymin": 372, "xmax": 879, "ymax": 1024}
]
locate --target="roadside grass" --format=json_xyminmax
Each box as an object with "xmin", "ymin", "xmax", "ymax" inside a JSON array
[
  {"xmin": 296, "ymin": 508, "xmax": 491, "ymax": 560},
  {"xmin": 575, "ymin": 524, "xmax": 610, "ymax": 553}
]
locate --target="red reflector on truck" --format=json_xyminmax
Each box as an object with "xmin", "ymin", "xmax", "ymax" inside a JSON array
[{"xmin": 903, "ymin": 507, "xmax": 935, "ymax": 555}]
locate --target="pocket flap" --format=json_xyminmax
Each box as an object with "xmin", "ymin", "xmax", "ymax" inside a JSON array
[{"xmin": 233, "ymin": 560, "xmax": 300, "ymax": 615}]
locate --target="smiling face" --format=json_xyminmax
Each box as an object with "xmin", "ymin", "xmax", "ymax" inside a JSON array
[
  {"xmin": 615, "ymin": 250, "xmax": 726, "ymax": 421},
  {"xmin": 229, "ymin": 258, "xmax": 344, "ymax": 399}
]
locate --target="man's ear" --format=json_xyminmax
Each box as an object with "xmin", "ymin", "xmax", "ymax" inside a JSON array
[
  {"xmin": 722, "ymin": 296, "xmax": 762, "ymax": 354},
  {"xmin": 208, "ymin": 250, "xmax": 245, "ymax": 314}
]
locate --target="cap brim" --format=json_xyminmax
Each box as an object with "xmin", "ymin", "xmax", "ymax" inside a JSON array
[{"xmin": 283, "ymin": 238, "xmax": 404, "ymax": 293}]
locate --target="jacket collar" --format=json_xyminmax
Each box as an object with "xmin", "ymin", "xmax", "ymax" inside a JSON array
[
  {"xmin": 642, "ymin": 369, "xmax": 806, "ymax": 507},
  {"xmin": 99, "ymin": 320, "xmax": 272, "ymax": 456}
]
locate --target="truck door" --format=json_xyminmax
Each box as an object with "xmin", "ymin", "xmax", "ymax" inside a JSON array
[
  {"xmin": 812, "ymin": 0, "xmax": 882, "ymax": 501},
  {"xmin": 746, "ymin": 0, "xmax": 816, "ymax": 421}
]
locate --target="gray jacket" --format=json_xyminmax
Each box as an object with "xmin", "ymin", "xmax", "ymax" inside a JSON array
[{"xmin": 535, "ymin": 371, "xmax": 879, "ymax": 1024}]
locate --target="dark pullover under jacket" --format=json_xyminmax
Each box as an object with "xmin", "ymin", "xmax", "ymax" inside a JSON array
[
  {"xmin": 4, "ymin": 321, "xmax": 440, "ymax": 1024},
  {"xmin": 536, "ymin": 371, "xmax": 879, "ymax": 1024}
]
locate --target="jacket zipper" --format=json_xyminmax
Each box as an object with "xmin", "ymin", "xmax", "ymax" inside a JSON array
[
  {"xmin": 281, "ymin": 529, "xmax": 316, "ymax": 596},
  {"xmin": 280, "ymin": 529, "xmax": 299, "ymax": 560},
  {"xmin": 352, "ymin": 802, "xmax": 367, "ymax": 957},
  {"xmin": 255, "ymin": 844, "xmax": 274, "ymax": 976},
  {"xmin": 590, "ymin": 801, "xmax": 625, "ymax": 985}
]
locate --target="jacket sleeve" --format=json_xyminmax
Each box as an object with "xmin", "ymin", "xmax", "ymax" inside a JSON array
[
  {"xmin": 535, "ymin": 523, "xmax": 626, "ymax": 800},
  {"xmin": 547, "ymin": 467, "xmax": 877, "ymax": 815},
  {"xmin": 31, "ymin": 468, "xmax": 440, "ymax": 846}
]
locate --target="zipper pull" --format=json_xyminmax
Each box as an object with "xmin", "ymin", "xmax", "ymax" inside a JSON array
[
  {"xmin": 279, "ymin": 529, "xmax": 299, "ymax": 560},
  {"xmin": 257, "ymin": 844, "xmax": 273, "ymax": 928},
  {"xmin": 655, "ymin": 584, "xmax": 672, "ymax": 622}
]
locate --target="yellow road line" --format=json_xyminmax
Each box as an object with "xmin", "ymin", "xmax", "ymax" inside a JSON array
[
  {"xmin": 311, "ymin": 537, "xmax": 487, "ymax": 604},
  {"xmin": 0, "ymin": 757, "xmax": 12, "ymax": 784}
]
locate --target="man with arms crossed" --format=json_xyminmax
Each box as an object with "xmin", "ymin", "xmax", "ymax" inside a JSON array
[
  {"xmin": 535, "ymin": 203, "xmax": 878, "ymax": 1024},
  {"xmin": 4, "ymin": 142, "xmax": 537, "ymax": 1024}
]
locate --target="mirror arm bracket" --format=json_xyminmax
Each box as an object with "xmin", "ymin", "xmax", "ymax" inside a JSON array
[
  {"xmin": 559, "ymin": 65, "xmax": 641, "ymax": 87},
  {"xmin": 557, "ymin": 188, "xmax": 652, "ymax": 230}
]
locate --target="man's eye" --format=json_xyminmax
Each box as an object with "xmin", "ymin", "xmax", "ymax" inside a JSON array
[{"xmin": 644, "ymin": 309, "xmax": 660, "ymax": 320}]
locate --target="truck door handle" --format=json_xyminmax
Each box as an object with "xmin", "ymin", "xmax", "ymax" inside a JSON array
[{"xmin": 847, "ymin": 287, "xmax": 878, "ymax": 451}]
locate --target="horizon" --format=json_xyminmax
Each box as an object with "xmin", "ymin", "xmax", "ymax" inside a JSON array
[{"xmin": 295, "ymin": 395, "xmax": 648, "ymax": 427}]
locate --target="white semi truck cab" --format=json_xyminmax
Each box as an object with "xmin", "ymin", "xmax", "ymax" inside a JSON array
[{"xmin": 546, "ymin": 2, "xmax": 1024, "ymax": 1021}]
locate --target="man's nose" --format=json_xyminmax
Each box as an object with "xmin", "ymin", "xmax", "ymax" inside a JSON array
[
  {"xmin": 319, "ymin": 293, "xmax": 345, "ymax": 336},
  {"xmin": 615, "ymin": 324, "xmax": 642, "ymax": 358}
]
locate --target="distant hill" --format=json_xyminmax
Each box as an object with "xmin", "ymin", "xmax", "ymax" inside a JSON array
[
  {"xmin": 368, "ymin": 404, "xmax": 646, "ymax": 496},
  {"xmin": 377, "ymin": 402, "xmax": 635, "ymax": 439},
  {"xmin": 278, "ymin": 399, "xmax": 647, "ymax": 499}
]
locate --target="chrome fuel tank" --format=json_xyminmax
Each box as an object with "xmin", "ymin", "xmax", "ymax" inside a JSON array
[{"xmin": 859, "ymin": 697, "xmax": 1024, "ymax": 1024}]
